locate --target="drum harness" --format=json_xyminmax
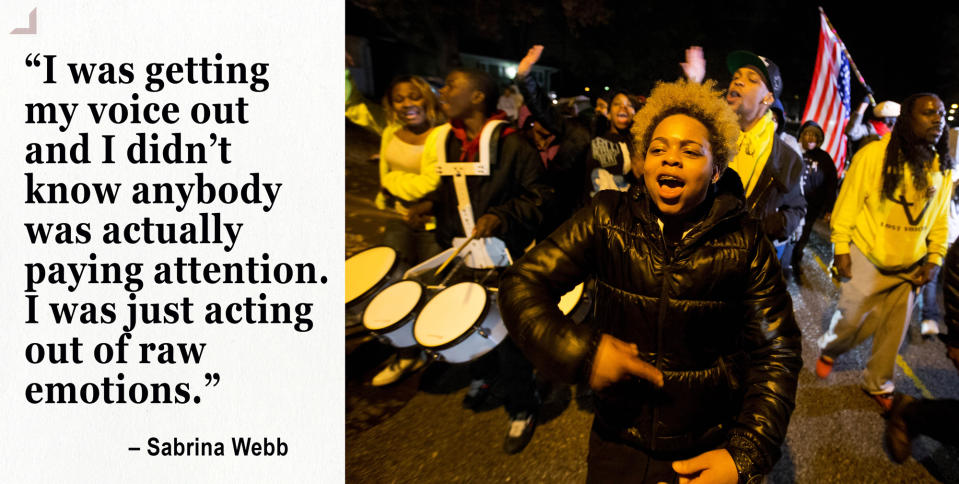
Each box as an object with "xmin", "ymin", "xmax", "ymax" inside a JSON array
[{"xmin": 434, "ymin": 120, "xmax": 512, "ymax": 269}]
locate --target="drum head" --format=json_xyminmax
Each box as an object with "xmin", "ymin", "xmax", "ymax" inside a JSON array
[
  {"xmin": 363, "ymin": 280, "xmax": 422, "ymax": 331},
  {"xmin": 557, "ymin": 282, "xmax": 584, "ymax": 316},
  {"xmin": 415, "ymin": 282, "xmax": 487, "ymax": 348},
  {"xmin": 345, "ymin": 246, "xmax": 397, "ymax": 305}
]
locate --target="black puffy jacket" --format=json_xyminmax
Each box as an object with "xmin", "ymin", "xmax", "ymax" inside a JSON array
[{"xmin": 499, "ymin": 170, "xmax": 802, "ymax": 481}]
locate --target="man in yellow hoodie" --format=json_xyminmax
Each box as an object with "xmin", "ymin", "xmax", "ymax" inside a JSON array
[{"xmin": 817, "ymin": 93, "xmax": 952, "ymax": 412}]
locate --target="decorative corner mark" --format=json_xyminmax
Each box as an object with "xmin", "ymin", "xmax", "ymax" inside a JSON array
[{"xmin": 10, "ymin": 8, "xmax": 37, "ymax": 35}]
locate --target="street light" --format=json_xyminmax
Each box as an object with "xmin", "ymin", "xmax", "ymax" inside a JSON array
[
  {"xmin": 584, "ymin": 86, "xmax": 590, "ymax": 92},
  {"xmin": 504, "ymin": 65, "xmax": 517, "ymax": 79}
]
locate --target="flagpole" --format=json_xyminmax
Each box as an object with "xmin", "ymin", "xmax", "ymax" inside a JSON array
[{"xmin": 818, "ymin": 6, "xmax": 876, "ymax": 106}]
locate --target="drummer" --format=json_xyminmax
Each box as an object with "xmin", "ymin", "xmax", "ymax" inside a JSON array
[{"xmin": 406, "ymin": 67, "xmax": 553, "ymax": 454}]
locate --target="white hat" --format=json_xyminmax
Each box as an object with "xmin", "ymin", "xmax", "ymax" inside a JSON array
[{"xmin": 873, "ymin": 101, "xmax": 900, "ymax": 118}]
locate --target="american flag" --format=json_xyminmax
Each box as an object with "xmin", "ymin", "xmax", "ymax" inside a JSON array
[{"xmin": 801, "ymin": 11, "xmax": 852, "ymax": 177}]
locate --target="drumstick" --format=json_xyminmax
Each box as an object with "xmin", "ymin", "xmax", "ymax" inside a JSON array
[{"xmin": 434, "ymin": 234, "xmax": 476, "ymax": 277}]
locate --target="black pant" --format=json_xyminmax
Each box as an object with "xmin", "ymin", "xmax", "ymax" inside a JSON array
[
  {"xmin": 903, "ymin": 398, "xmax": 959, "ymax": 446},
  {"xmin": 790, "ymin": 208, "xmax": 825, "ymax": 271},
  {"xmin": 469, "ymin": 337, "xmax": 537, "ymax": 416},
  {"xmin": 586, "ymin": 423, "xmax": 681, "ymax": 484}
]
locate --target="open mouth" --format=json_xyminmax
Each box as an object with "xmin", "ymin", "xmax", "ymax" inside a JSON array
[
  {"xmin": 726, "ymin": 90, "xmax": 741, "ymax": 103},
  {"xmin": 404, "ymin": 108, "xmax": 422, "ymax": 120},
  {"xmin": 656, "ymin": 174, "xmax": 685, "ymax": 201}
]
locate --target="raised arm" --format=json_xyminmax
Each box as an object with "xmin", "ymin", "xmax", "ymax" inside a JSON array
[
  {"xmin": 680, "ymin": 46, "xmax": 706, "ymax": 84},
  {"xmin": 514, "ymin": 45, "xmax": 565, "ymax": 136}
]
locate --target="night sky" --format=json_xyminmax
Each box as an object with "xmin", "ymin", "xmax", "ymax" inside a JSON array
[{"xmin": 347, "ymin": 0, "xmax": 959, "ymax": 118}]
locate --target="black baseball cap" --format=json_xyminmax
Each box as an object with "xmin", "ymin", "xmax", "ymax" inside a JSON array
[{"xmin": 726, "ymin": 50, "xmax": 782, "ymax": 101}]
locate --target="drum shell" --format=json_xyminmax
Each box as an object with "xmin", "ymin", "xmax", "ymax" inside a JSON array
[
  {"xmin": 415, "ymin": 285, "xmax": 508, "ymax": 364},
  {"xmin": 371, "ymin": 313, "xmax": 419, "ymax": 348}
]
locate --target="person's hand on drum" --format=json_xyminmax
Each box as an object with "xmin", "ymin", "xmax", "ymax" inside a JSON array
[
  {"xmin": 472, "ymin": 213, "xmax": 502, "ymax": 238},
  {"xmin": 589, "ymin": 334, "xmax": 664, "ymax": 391},
  {"xmin": 404, "ymin": 200, "xmax": 434, "ymax": 229}
]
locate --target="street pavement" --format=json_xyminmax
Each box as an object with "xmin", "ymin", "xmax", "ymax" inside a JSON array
[{"xmin": 345, "ymin": 123, "xmax": 959, "ymax": 483}]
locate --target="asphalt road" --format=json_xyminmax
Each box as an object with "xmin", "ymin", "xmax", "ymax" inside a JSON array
[{"xmin": 345, "ymin": 123, "xmax": 959, "ymax": 484}]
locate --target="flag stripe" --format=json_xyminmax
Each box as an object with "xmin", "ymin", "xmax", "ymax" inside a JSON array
[{"xmin": 801, "ymin": 12, "xmax": 851, "ymax": 177}]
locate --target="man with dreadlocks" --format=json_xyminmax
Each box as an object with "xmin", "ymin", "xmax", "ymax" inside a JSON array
[{"xmin": 816, "ymin": 93, "xmax": 952, "ymax": 413}]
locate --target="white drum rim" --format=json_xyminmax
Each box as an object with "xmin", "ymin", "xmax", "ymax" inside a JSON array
[
  {"xmin": 345, "ymin": 246, "xmax": 398, "ymax": 306},
  {"xmin": 557, "ymin": 282, "xmax": 585, "ymax": 315},
  {"xmin": 414, "ymin": 282, "xmax": 489, "ymax": 349},
  {"xmin": 362, "ymin": 280, "xmax": 423, "ymax": 332}
]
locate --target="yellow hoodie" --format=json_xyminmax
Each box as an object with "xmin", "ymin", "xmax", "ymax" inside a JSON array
[{"xmin": 831, "ymin": 136, "xmax": 951, "ymax": 269}]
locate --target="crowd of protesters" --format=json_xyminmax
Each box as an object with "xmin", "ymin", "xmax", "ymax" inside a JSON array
[{"xmin": 346, "ymin": 41, "xmax": 959, "ymax": 482}]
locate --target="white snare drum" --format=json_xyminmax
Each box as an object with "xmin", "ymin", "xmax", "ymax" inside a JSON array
[
  {"xmin": 557, "ymin": 281, "xmax": 592, "ymax": 324},
  {"xmin": 414, "ymin": 282, "xmax": 507, "ymax": 363},
  {"xmin": 345, "ymin": 246, "xmax": 401, "ymax": 309},
  {"xmin": 362, "ymin": 280, "xmax": 423, "ymax": 348}
]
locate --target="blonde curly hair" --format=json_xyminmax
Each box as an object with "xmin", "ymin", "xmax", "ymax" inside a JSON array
[{"xmin": 630, "ymin": 79, "xmax": 739, "ymax": 172}]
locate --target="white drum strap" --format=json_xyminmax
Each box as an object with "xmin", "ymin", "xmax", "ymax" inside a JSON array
[
  {"xmin": 453, "ymin": 175, "xmax": 475, "ymax": 234},
  {"xmin": 619, "ymin": 142, "xmax": 631, "ymax": 175},
  {"xmin": 435, "ymin": 120, "xmax": 507, "ymax": 236}
]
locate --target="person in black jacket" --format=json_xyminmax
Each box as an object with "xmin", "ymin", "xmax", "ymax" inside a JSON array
[
  {"xmin": 790, "ymin": 120, "xmax": 838, "ymax": 282},
  {"xmin": 514, "ymin": 45, "xmax": 592, "ymax": 240},
  {"xmin": 514, "ymin": 45, "xmax": 639, "ymax": 212},
  {"xmin": 683, "ymin": 48, "xmax": 807, "ymax": 258},
  {"xmin": 500, "ymin": 79, "xmax": 802, "ymax": 484}
]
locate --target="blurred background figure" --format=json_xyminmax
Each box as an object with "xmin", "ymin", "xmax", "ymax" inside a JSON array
[
  {"xmin": 594, "ymin": 96, "xmax": 609, "ymax": 119},
  {"xmin": 497, "ymin": 84, "xmax": 525, "ymax": 122},
  {"xmin": 790, "ymin": 120, "xmax": 837, "ymax": 283},
  {"xmin": 514, "ymin": 45, "xmax": 592, "ymax": 240},
  {"xmin": 587, "ymin": 89, "xmax": 640, "ymax": 197},
  {"xmin": 846, "ymin": 98, "xmax": 900, "ymax": 155}
]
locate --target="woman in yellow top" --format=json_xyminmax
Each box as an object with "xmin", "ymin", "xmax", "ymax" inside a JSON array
[
  {"xmin": 817, "ymin": 93, "xmax": 953, "ymax": 412},
  {"xmin": 346, "ymin": 69, "xmax": 445, "ymax": 385},
  {"xmin": 346, "ymin": 69, "xmax": 446, "ymax": 266}
]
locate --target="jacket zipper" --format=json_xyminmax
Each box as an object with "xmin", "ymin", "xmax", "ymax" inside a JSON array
[
  {"xmin": 646, "ymin": 203, "xmax": 741, "ymax": 447},
  {"xmin": 651, "ymin": 225, "xmax": 671, "ymax": 446}
]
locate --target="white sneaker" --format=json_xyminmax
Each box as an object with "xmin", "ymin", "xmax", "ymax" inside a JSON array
[
  {"xmin": 921, "ymin": 319, "xmax": 940, "ymax": 336},
  {"xmin": 371, "ymin": 354, "xmax": 426, "ymax": 386}
]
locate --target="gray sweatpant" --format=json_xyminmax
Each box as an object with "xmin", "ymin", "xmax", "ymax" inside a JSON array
[{"xmin": 818, "ymin": 244, "xmax": 917, "ymax": 394}]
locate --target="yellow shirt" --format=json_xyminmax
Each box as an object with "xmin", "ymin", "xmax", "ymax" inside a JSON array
[
  {"xmin": 831, "ymin": 136, "xmax": 951, "ymax": 269},
  {"xmin": 728, "ymin": 111, "xmax": 775, "ymax": 198}
]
